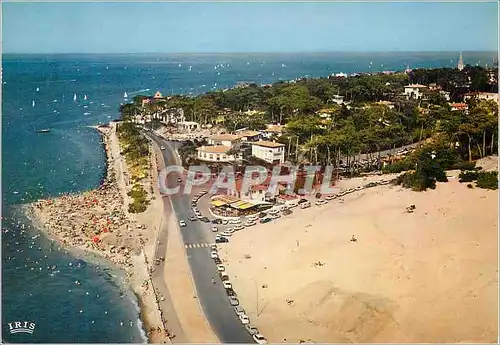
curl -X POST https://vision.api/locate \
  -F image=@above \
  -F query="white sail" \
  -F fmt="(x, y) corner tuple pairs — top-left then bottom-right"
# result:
(36, 87), (40, 92)
(32, 100), (35, 107)
(84, 95), (87, 101)
(124, 92), (128, 98)
(73, 94), (77, 101)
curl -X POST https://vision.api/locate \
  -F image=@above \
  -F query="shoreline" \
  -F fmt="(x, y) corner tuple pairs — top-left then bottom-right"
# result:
(28, 123), (171, 343)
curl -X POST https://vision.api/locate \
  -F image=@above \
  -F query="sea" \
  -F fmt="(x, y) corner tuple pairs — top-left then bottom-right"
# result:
(1, 51), (496, 343)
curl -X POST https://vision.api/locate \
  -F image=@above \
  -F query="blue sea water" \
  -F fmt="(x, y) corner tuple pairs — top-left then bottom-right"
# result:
(1, 51), (496, 343)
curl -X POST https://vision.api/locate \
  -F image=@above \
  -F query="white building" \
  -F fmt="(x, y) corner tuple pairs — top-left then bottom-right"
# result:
(236, 130), (261, 142)
(177, 121), (200, 132)
(404, 84), (428, 99)
(439, 90), (451, 101)
(251, 140), (285, 165)
(208, 134), (241, 147)
(464, 92), (499, 103)
(196, 146), (237, 163)
(330, 95), (345, 105)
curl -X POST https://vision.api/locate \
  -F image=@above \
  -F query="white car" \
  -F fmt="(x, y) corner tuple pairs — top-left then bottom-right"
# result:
(222, 231), (232, 237)
(217, 264), (225, 272)
(234, 225), (244, 231)
(211, 226), (218, 232)
(160, 146), (166, 150)
(210, 244), (217, 251)
(228, 219), (240, 225)
(223, 281), (232, 289)
(246, 215), (258, 221)
(239, 314), (250, 325)
(325, 195), (336, 201)
(210, 251), (218, 259)
(225, 227), (235, 234)
(270, 213), (280, 219)
(300, 202), (311, 209)
(315, 199), (326, 206)
(253, 334), (267, 344)
(355, 186), (364, 191)
(179, 220), (187, 227)
(197, 214), (203, 219)
(222, 219), (229, 225)
(268, 209), (279, 215)
(244, 221), (256, 227)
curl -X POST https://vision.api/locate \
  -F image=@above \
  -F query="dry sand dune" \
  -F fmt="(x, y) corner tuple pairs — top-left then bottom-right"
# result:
(219, 166), (498, 343)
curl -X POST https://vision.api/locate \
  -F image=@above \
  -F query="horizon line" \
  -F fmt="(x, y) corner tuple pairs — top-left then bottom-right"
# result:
(3, 50), (498, 55)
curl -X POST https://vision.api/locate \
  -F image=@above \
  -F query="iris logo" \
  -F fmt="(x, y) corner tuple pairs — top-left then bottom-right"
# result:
(8, 321), (36, 334)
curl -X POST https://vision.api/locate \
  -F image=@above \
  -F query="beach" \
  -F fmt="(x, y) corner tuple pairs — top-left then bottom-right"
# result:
(219, 162), (498, 343)
(29, 123), (171, 343)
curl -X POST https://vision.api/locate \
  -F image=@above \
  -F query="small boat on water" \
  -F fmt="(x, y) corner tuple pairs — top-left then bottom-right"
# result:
(124, 92), (128, 98)
(36, 129), (51, 133)
(73, 93), (77, 101)
(32, 100), (35, 107)
(84, 95), (88, 101)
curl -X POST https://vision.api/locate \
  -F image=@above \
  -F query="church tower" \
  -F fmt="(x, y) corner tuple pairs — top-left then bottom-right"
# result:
(457, 52), (465, 71)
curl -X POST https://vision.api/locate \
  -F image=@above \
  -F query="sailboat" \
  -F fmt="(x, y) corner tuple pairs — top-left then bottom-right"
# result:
(73, 94), (77, 101)
(124, 92), (128, 98)
(32, 100), (35, 107)
(84, 95), (88, 101)
(36, 87), (40, 92)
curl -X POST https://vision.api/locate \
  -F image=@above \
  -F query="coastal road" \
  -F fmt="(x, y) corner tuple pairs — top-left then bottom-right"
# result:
(145, 132), (255, 344)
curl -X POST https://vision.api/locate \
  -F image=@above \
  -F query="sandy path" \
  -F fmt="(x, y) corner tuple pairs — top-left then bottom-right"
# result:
(219, 172), (498, 343)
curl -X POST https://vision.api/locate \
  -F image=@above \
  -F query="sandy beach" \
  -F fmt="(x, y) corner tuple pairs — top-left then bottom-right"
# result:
(219, 161), (498, 343)
(29, 123), (171, 343)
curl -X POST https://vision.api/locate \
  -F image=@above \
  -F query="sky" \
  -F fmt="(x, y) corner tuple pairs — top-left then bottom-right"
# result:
(2, 1), (498, 53)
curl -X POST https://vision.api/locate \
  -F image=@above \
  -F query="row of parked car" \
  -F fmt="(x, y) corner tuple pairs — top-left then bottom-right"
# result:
(313, 179), (392, 206)
(210, 244), (268, 344)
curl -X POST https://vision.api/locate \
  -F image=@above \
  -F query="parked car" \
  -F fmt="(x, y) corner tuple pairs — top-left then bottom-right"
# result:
(239, 314), (250, 325)
(258, 212), (267, 218)
(188, 216), (197, 221)
(221, 231), (232, 237)
(214, 257), (222, 264)
(315, 199), (326, 206)
(200, 217), (210, 223)
(325, 195), (336, 201)
(244, 221), (256, 227)
(282, 209), (293, 216)
(215, 236), (229, 243)
(246, 215), (258, 221)
(287, 200), (299, 208)
(225, 227), (235, 234)
(221, 219), (229, 225)
(223, 281), (232, 289)
(160, 146), (166, 150)
(270, 213), (280, 219)
(210, 251), (218, 259)
(210, 244), (217, 251)
(355, 185), (364, 191)
(216, 264), (225, 272)
(234, 225), (245, 231)
(196, 214), (203, 219)
(245, 325), (259, 336)
(212, 219), (222, 225)
(298, 198), (309, 204)
(229, 219), (242, 225)
(260, 217), (272, 224)
(229, 296), (239, 306)
(211, 226), (218, 232)
(220, 272), (229, 281)
(253, 333), (267, 344)
(179, 220), (186, 227)
(234, 306), (245, 316)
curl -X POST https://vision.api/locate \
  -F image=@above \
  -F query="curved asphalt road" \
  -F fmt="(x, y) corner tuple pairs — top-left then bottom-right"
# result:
(145, 131), (255, 344)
